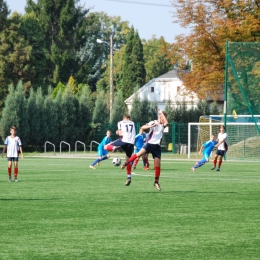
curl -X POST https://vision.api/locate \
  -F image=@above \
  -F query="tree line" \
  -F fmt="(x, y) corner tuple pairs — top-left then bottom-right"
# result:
(0, 81), (218, 150)
(0, 0), (175, 115)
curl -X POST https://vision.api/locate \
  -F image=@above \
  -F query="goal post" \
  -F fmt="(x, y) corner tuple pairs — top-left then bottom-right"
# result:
(188, 121), (260, 160)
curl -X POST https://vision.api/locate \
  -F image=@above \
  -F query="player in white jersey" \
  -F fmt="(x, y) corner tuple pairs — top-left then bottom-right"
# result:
(104, 114), (136, 186)
(121, 108), (168, 191)
(2, 126), (24, 182)
(211, 125), (228, 171)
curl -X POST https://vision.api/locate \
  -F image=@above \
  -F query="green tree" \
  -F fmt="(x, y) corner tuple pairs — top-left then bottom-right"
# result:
(60, 87), (78, 144)
(129, 91), (142, 123)
(110, 89), (127, 126)
(0, 81), (29, 145)
(148, 101), (158, 121)
(96, 44), (126, 93)
(78, 85), (94, 142)
(143, 37), (173, 82)
(25, 0), (89, 84)
(0, 13), (29, 111)
(82, 12), (130, 91)
(121, 27), (146, 99)
(138, 97), (151, 123)
(19, 13), (47, 87)
(0, 0), (9, 31)
(92, 90), (109, 125)
(27, 88), (38, 147)
(165, 99), (175, 122)
(52, 82), (66, 98)
(0, 12), (47, 113)
(210, 101), (219, 115)
(44, 86), (59, 145)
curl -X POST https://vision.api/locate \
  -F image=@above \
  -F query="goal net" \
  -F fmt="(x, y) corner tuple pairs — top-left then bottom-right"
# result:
(188, 117), (260, 161)
(225, 42), (260, 135)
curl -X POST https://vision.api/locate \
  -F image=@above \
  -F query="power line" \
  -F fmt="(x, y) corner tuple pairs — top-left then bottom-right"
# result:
(104, 0), (173, 8)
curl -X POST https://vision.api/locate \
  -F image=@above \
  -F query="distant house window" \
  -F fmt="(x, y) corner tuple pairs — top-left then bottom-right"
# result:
(151, 87), (154, 93)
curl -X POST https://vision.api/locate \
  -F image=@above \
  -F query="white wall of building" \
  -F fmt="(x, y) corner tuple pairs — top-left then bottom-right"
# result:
(125, 77), (199, 112)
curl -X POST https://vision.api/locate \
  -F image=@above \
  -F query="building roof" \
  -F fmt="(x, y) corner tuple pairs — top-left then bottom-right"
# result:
(158, 69), (189, 79)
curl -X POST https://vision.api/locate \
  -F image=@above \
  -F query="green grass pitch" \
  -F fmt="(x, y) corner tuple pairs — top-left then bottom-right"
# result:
(0, 156), (260, 260)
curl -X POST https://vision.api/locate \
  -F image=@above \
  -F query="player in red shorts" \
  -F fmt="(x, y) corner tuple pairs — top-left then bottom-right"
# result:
(121, 108), (168, 191)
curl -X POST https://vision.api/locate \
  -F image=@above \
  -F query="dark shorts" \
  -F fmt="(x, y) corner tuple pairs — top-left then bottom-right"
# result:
(7, 157), (19, 162)
(143, 143), (161, 159)
(111, 139), (134, 158)
(216, 150), (226, 157)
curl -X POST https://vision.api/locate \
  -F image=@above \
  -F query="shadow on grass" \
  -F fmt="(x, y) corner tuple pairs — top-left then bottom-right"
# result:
(142, 190), (238, 194)
(0, 198), (58, 201)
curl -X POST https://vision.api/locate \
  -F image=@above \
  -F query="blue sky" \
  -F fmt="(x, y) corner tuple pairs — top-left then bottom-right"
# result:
(6, 0), (189, 43)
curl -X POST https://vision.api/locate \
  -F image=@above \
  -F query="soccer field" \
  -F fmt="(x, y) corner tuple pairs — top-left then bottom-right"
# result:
(0, 156), (260, 260)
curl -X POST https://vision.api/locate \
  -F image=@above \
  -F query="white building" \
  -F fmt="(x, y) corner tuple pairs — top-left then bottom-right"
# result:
(125, 70), (200, 111)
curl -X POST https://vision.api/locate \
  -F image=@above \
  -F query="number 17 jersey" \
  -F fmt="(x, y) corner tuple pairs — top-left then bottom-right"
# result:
(118, 120), (136, 144)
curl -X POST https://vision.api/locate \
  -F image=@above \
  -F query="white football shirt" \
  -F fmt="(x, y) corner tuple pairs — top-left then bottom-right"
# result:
(117, 120), (136, 144)
(217, 132), (228, 151)
(146, 120), (165, 144)
(4, 136), (22, 157)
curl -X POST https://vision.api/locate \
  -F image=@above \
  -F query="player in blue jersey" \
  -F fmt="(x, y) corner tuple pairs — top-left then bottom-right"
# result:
(132, 128), (146, 170)
(191, 134), (217, 172)
(90, 130), (112, 169)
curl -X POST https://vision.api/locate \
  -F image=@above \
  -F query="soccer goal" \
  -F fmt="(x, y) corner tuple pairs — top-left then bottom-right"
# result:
(188, 120), (260, 161)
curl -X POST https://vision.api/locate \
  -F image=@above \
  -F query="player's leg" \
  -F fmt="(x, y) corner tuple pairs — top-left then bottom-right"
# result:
(90, 151), (102, 168)
(142, 154), (147, 167)
(217, 154), (224, 171)
(104, 139), (121, 152)
(14, 159), (19, 182)
(132, 148), (141, 169)
(153, 155), (161, 191)
(124, 144), (134, 186)
(100, 154), (110, 162)
(211, 153), (218, 170)
(7, 159), (12, 182)
(121, 148), (146, 169)
(197, 154), (209, 167)
(143, 153), (150, 170)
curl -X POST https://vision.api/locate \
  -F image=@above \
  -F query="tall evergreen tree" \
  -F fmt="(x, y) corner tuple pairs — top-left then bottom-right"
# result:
(110, 90), (127, 126)
(148, 101), (158, 121)
(25, 0), (89, 84)
(60, 87), (78, 145)
(92, 91), (109, 125)
(27, 89), (38, 147)
(44, 86), (59, 145)
(78, 85), (94, 142)
(0, 82), (29, 145)
(121, 27), (146, 99)
(0, 0), (9, 31)
(0, 12), (47, 114)
(210, 101), (219, 115)
(129, 91), (142, 123)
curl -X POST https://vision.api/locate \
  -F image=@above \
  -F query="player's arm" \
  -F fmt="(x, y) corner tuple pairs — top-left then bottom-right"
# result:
(2, 145), (7, 158)
(116, 129), (122, 136)
(19, 146), (24, 158)
(158, 108), (168, 127)
(141, 123), (156, 131)
(199, 145), (204, 154)
(215, 137), (226, 147)
(116, 121), (122, 136)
